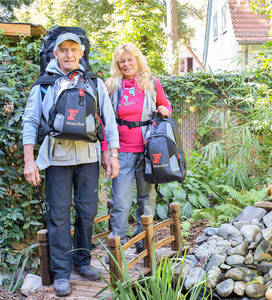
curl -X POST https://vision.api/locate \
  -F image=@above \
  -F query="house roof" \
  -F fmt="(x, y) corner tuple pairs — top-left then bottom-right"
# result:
(0, 23), (46, 39)
(228, 0), (272, 43)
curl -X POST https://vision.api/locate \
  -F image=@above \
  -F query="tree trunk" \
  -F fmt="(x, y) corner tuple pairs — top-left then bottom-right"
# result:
(166, 0), (179, 75)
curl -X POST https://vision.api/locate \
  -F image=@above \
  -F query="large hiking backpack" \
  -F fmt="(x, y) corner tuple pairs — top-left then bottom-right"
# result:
(39, 26), (90, 75)
(36, 69), (104, 144)
(144, 116), (186, 184)
(34, 26), (104, 144)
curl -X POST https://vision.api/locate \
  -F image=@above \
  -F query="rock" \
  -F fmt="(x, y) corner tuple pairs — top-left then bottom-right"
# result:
(234, 281), (246, 296)
(207, 266), (221, 289)
(262, 227), (272, 243)
(204, 227), (218, 236)
(255, 231), (263, 244)
(233, 206), (267, 223)
(220, 263), (231, 270)
(255, 201), (272, 211)
(206, 254), (226, 272)
(263, 211), (272, 228)
(195, 234), (208, 244)
(185, 255), (198, 266)
(228, 241), (249, 256)
(184, 267), (205, 290)
(254, 240), (270, 262)
(20, 274), (42, 296)
(216, 278), (234, 298)
(265, 287), (272, 300)
(257, 262), (272, 275)
(266, 280), (272, 289)
(0, 272), (11, 285)
(194, 235), (231, 261)
(264, 269), (272, 283)
(217, 223), (243, 245)
(245, 251), (254, 265)
(233, 221), (249, 230)
(175, 259), (194, 280)
(240, 225), (261, 242)
(226, 254), (245, 265)
(245, 283), (266, 298)
(248, 241), (258, 249)
(224, 266), (258, 282)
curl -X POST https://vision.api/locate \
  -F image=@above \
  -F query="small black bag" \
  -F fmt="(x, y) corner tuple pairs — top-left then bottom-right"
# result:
(144, 116), (186, 184)
(47, 69), (104, 142)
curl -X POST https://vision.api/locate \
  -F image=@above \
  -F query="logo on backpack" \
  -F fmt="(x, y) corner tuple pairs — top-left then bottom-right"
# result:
(144, 116), (186, 184)
(152, 153), (162, 164)
(67, 109), (79, 121)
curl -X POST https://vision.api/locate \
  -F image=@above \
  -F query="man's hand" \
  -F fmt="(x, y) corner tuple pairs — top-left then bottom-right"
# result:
(24, 144), (40, 186)
(101, 151), (110, 171)
(107, 149), (119, 179)
(108, 156), (120, 179)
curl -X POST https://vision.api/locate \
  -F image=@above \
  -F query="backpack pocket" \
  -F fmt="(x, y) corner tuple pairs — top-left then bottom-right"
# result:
(53, 113), (64, 132)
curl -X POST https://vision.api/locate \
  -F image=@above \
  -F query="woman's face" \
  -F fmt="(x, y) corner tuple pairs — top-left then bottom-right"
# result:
(118, 51), (138, 80)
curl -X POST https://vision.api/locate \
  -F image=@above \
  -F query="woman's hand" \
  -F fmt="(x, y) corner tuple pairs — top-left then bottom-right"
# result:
(156, 105), (170, 118)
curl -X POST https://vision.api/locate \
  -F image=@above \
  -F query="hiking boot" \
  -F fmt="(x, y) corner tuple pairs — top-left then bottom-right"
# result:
(105, 253), (109, 264)
(75, 265), (101, 281)
(53, 279), (71, 296)
(136, 246), (144, 254)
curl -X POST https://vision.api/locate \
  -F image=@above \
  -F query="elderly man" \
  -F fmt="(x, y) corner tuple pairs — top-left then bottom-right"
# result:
(23, 32), (119, 296)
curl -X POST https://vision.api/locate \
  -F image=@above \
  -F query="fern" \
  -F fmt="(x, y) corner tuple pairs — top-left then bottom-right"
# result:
(219, 185), (268, 206)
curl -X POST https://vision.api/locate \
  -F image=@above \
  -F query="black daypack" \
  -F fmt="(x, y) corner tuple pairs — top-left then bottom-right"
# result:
(39, 26), (90, 75)
(144, 116), (186, 184)
(35, 69), (104, 144)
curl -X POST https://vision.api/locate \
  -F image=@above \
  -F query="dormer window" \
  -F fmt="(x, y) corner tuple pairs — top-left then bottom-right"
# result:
(213, 12), (218, 40)
(222, 3), (227, 34)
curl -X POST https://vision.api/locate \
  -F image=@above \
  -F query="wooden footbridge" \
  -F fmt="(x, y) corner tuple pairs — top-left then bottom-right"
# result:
(26, 202), (182, 299)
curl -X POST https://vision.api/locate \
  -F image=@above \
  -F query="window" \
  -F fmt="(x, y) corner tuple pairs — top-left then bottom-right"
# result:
(213, 12), (218, 40)
(179, 58), (185, 73)
(179, 57), (193, 73)
(222, 3), (227, 34)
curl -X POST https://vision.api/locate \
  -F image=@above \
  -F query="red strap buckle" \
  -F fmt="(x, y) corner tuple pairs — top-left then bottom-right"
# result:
(79, 89), (84, 97)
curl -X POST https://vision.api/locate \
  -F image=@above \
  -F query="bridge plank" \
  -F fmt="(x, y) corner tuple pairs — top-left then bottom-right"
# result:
(26, 247), (177, 300)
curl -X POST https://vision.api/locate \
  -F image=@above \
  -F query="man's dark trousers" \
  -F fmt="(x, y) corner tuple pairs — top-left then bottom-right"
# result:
(45, 162), (99, 280)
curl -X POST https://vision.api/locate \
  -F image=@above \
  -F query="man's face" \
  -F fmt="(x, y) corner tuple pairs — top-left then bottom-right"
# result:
(53, 40), (83, 74)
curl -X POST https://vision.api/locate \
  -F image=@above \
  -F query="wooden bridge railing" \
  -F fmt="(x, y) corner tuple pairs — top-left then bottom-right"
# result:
(37, 202), (182, 287)
(107, 202), (181, 285)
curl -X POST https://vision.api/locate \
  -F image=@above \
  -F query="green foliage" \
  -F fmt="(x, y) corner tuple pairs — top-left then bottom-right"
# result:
(156, 152), (225, 218)
(0, 34), (42, 273)
(250, 0), (272, 19)
(192, 186), (268, 227)
(15, 0), (204, 75)
(0, 0), (33, 21)
(96, 243), (210, 299)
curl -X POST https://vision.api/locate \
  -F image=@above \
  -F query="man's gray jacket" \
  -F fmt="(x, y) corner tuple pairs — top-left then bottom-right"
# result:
(22, 59), (119, 170)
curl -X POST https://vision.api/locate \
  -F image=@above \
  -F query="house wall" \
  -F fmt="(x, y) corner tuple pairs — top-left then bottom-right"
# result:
(178, 45), (202, 74)
(205, 0), (241, 71)
(240, 43), (264, 69)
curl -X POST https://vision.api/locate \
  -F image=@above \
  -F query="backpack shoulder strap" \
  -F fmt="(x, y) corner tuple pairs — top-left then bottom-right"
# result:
(33, 72), (61, 87)
(32, 72), (61, 101)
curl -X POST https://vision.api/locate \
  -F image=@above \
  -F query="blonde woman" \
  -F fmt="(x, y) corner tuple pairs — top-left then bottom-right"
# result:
(105, 43), (172, 255)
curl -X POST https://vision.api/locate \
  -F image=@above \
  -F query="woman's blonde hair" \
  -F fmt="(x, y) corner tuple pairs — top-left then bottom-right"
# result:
(106, 42), (152, 94)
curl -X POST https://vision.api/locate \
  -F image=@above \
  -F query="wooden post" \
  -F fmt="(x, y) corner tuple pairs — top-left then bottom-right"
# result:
(107, 235), (122, 285)
(170, 202), (181, 252)
(107, 200), (111, 230)
(141, 215), (154, 268)
(37, 229), (52, 286)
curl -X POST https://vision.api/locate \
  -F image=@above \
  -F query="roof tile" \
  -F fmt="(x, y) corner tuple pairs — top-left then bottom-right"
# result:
(228, 0), (272, 42)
